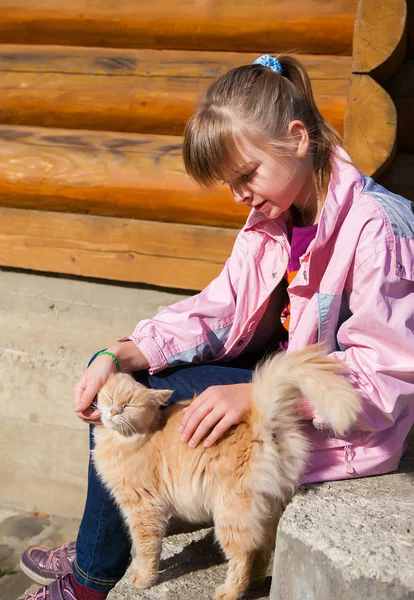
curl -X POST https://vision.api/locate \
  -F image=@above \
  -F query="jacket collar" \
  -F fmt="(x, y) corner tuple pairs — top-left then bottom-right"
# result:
(311, 147), (363, 251)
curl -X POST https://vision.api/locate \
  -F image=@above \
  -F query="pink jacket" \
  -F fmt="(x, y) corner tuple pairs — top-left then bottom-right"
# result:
(131, 149), (414, 483)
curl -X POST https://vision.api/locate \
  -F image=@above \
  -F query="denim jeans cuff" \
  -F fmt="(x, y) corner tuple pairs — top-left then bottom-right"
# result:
(73, 558), (120, 592)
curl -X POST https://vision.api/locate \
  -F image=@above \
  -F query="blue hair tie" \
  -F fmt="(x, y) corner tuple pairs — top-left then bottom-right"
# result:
(253, 54), (283, 75)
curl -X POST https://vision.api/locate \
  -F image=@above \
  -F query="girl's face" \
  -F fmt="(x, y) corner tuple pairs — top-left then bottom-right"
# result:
(227, 140), (314, 220)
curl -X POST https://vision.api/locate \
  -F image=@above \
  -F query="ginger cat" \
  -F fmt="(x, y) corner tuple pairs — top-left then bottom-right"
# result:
(92, 346), (361, 600)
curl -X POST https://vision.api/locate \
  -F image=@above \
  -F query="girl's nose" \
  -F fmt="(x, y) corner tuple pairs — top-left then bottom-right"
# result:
(230, 184), (252, 205)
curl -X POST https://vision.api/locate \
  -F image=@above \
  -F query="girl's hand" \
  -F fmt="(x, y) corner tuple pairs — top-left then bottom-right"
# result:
(178, 383), (252, 448)
(73, 341), (150, 424)
(73, 354), (118, 424)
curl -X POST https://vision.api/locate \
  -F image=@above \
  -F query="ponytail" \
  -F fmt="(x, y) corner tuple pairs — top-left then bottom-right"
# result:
(277, 55), (342, 194)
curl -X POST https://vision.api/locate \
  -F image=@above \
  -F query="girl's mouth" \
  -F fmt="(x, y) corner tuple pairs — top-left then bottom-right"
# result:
(254, 200), (267, 211)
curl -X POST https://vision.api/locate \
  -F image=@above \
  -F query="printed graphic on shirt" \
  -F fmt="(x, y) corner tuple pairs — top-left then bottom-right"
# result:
(281, 225), (318, 333)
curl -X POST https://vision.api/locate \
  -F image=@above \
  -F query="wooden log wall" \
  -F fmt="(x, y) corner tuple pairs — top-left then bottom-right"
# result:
(343, 0), (406, 177)
(0, 0), (409, 291)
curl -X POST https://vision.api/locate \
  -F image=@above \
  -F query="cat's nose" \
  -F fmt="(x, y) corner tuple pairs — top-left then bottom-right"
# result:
(110, 408), (118, 417)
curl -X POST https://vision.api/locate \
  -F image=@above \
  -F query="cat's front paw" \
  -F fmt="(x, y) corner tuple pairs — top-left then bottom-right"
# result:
(129, 568), (157, 589)
(215, 584), (239, 600)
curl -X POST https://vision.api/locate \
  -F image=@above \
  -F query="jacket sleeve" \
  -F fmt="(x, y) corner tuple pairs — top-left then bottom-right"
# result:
(320, 243), (414, 433)
(128, 228), (249, 373)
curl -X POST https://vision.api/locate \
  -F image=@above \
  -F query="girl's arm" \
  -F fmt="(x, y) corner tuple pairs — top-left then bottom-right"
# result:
(73, 227), (249, 423)
(127, 228), (249, 374)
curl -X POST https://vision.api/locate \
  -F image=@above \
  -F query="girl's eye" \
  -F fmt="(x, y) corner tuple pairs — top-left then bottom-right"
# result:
(240, 169), (256, 181)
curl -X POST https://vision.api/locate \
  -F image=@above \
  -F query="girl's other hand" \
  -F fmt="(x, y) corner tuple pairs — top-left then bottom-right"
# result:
(178, 383), (252, 448)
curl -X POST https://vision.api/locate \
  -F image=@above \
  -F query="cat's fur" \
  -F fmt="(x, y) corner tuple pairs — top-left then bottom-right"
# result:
(92, 345), (361, 600)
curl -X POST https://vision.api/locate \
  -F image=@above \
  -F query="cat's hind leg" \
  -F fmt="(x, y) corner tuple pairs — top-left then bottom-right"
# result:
(213, 502), (264, 600)
(250, 505), (282, 587)
(249, 538), (275, 588)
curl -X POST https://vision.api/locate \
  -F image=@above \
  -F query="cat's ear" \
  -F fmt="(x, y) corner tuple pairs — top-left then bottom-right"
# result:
(146, 389), (173, 407)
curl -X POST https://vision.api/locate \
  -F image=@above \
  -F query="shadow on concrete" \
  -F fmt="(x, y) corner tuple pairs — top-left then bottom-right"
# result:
(397, 426), (414, 477)
(244, 576), (272, 599)
(157, 528), (271, 598)
(157, 529), (223, 584)
(166, 517), (212, 536)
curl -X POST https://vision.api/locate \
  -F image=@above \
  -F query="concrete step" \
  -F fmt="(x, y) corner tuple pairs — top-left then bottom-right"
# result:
(271, 428), (414, 600)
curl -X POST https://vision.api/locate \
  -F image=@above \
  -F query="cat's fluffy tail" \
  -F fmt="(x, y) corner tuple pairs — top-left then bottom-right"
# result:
(249, 345), (361, 503)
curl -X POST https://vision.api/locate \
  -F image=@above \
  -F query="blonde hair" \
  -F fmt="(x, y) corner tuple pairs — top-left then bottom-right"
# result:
(183, 54), (343, 197)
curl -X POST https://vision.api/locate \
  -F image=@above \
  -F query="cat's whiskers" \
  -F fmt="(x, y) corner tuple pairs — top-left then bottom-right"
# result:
(122, 415), (137, 435)
(119, 420), (130, 437)
(119, 414), (138, 437)
(116, 416), (128, 436)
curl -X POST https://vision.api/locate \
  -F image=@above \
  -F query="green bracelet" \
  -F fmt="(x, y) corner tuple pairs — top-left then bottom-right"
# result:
(96, 351), (121, 372)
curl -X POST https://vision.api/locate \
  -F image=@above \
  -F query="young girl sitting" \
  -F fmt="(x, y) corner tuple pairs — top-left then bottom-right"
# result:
(20, 54), (414, 600)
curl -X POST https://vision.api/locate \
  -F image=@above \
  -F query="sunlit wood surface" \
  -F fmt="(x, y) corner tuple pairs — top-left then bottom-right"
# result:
(352, 0), (406, 81)
(0, 1), (358, 54)
(0, 125), (249, 228)
(344, 75), (397, 178)
(0, 207), (237, 290)
(0, 46), (350, 135)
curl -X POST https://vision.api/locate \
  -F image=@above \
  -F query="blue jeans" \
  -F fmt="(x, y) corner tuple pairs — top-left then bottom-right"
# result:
(73, 356), (257, 592)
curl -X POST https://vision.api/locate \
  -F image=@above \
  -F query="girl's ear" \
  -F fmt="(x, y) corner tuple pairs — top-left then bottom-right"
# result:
(146, 389), (173, 407)
(287, 120), (309, 159)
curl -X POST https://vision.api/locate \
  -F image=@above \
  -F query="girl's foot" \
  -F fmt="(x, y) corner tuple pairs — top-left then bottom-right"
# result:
(19, 573), (108, 600)
(20, 542), (76, 585)
(19, 573), (78, 599)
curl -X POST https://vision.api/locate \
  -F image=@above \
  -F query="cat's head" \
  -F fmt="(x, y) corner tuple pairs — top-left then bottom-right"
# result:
(97, 373), (173, 436)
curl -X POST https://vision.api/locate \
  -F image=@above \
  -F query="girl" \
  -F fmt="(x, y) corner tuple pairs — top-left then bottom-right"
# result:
(20, 54), (414, 600)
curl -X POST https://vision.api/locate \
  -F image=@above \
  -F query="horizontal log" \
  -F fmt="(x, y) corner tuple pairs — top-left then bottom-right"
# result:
(384, 61), (414, 152)
(378, 153), (414, 201)
(0, 46), (351, 136)
(0, 110), (395, 225)
(0, 207), (237, 290)
(0, 1), (357, 54)
(343, 74), (397, 177)
(352, 0), (407, 81)
(0, 125), (249, 228)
